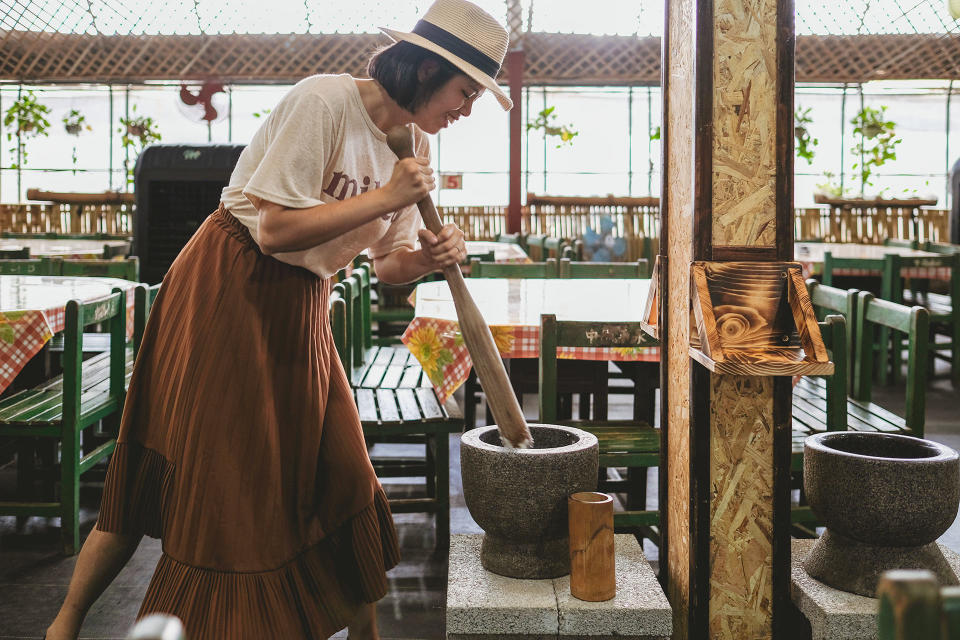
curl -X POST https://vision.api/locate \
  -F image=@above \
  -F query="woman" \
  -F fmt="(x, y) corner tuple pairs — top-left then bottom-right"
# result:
(45, 1), (512, 638)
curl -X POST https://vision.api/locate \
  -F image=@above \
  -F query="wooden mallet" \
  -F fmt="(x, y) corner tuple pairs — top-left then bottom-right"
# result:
(386, 125), (532, 449)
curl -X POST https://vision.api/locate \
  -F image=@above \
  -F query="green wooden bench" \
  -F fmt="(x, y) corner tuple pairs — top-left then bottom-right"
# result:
(61, 257), (140, 281)
(538, 313), (660, 539)
(0, 247), (30, 259)
(132, 283), (162, 359)
(469, 257), (558, 278)
(0, 257), (60, 275)
(876, 569), (960, 639)
(0, 289), (130, 554)
(332, 264), (462, 548)
(852, 291), (930, 437)
(894, 252), (959, 387)
(558, 257), (650, 278)
(524, 234), (548, 261)
(792, 292), (929, 480)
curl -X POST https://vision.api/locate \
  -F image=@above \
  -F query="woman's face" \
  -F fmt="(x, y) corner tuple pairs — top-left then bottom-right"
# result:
(413, 73), (484, 135)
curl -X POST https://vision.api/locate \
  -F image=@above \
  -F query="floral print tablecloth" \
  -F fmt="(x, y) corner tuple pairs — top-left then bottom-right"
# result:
(402, 278), (658, 402)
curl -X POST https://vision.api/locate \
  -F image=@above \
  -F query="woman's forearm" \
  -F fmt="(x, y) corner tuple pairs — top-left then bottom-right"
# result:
(373, 247), (437, 284)
(256, 188), (398, 255)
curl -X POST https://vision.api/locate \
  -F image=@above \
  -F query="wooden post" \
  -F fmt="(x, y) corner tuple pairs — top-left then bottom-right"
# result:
(660, 0), (795, 637)
(507, 48), (524, 234)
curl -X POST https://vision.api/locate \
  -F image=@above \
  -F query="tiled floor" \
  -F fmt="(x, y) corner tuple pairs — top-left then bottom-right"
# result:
(1, 365), (958, 639)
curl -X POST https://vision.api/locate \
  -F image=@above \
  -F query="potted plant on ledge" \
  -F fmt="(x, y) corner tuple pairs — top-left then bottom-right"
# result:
(813, 105), (936, 208)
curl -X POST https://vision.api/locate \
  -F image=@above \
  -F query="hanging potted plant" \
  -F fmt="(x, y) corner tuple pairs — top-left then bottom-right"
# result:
(3, 89), (52, 169)
(526, 106), (579, 148)
(63, 108), (91, 174)
(63, 108), (89, 136)
(118, 105), (161, 185)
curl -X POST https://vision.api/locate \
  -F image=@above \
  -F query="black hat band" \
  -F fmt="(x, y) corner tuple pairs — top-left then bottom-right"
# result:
(411, 20), (501, 78)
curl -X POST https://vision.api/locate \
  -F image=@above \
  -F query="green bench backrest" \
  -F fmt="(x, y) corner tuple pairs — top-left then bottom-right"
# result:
(469, 257), (558, 278)
(538, 313), (655, 423)
(63, 288), (127, 427)
(854, 292), (930, 435)
(818, 314), (848, 431)
(133, 283), (162, 359)
(806, 279), (858, 393)
(61, 257), (139, 281)
(558, 258), (649, 278)
(0, 257), (60, 275)
(330, 283), (349, 372)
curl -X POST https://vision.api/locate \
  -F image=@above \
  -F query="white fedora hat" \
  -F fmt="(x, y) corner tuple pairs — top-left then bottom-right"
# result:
(380, 0), (513, 111)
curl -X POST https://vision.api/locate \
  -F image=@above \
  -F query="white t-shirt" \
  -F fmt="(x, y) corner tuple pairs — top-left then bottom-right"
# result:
(221, 74), (428, 279)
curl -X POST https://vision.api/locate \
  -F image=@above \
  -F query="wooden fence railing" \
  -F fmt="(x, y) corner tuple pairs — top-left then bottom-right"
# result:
(795, 205), (950, 244)
(0, 197), (951, 254)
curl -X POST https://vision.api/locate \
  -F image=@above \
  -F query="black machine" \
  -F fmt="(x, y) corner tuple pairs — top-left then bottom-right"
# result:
(134, 143), (246, 284)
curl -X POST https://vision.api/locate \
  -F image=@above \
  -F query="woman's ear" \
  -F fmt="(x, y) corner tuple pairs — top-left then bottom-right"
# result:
(417, 59), (439, 82)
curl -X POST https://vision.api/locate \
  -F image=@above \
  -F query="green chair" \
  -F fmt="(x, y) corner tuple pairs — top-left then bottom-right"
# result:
(496, 232), (524, 245)
(789, 314), (847, 533)
(853, 291), (930, 438)
(0, 288), (128, 554)
(543, 236), (569, 260)
(133, 283), (162, 360)
(329, 282), (350, 373)
(524, 234), (548, 261)
(538, 313), (660, 540)
(805, 279), (858, 392)
(0, 257), (60, 275)
(469, 257), (558, 278)
(102, 243), (129, 259)
(558, 258), (650, 279)
(882, 252), (958, 387)
(335, 264), (461, 549)
(883, 238), (918, 249)
(923, 241), (960, 256)
(0, 247), (30, 259)
(881, 252), (960, 388)
(61, 257), (139, 281)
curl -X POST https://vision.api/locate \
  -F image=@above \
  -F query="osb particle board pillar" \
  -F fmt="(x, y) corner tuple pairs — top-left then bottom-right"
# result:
(660, 0), (795, 637)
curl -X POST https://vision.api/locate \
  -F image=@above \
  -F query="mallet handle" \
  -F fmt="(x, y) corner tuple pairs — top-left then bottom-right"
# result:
(387, 126), (531, 448)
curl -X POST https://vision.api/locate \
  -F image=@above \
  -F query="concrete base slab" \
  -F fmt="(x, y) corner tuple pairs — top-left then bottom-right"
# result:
(447, 534), (671, 640)
(792, 538), (960, 640)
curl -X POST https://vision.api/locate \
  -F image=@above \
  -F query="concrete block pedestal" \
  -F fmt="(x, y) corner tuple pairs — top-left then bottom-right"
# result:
(791, 538), (960, 640)
(446, 534), (671, 640)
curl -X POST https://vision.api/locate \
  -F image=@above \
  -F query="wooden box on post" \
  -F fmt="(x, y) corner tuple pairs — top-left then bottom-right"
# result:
(688, 261), (833, 377)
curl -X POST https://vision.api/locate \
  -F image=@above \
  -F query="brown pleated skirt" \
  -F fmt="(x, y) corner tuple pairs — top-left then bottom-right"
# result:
(96, 205), (399, 639)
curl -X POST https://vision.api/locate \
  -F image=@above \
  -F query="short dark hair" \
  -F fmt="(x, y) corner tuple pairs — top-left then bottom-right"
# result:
(367, 41), (463, 113)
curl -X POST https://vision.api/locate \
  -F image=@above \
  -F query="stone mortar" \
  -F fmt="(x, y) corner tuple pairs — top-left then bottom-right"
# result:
(460, 424), (599, 579)
(803, 431), (960, 596)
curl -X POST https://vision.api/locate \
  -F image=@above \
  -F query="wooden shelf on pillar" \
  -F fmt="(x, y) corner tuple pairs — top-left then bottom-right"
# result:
(688, 261), (834, 377)
(639, 255), (660, 340)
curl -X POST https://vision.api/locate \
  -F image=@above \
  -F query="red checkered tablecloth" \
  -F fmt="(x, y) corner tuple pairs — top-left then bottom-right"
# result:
(0, 276), (137, 393)
(402, 278), (657, 402)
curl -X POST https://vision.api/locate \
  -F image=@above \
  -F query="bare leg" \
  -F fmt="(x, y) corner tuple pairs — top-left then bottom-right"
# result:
(347, 602), (380, 640)
(46, 527), (142, 640)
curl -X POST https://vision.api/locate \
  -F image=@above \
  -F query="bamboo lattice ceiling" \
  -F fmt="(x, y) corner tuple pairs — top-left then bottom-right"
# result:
(1, 0), (958, 84)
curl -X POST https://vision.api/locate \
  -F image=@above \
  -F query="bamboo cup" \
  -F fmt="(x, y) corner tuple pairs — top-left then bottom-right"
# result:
(568, 491), (616, 601)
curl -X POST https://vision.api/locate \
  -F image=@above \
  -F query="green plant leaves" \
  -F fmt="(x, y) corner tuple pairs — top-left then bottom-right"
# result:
(526, 106), (579, 148)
